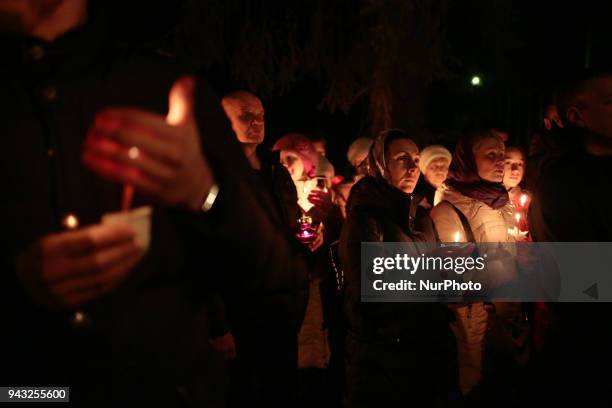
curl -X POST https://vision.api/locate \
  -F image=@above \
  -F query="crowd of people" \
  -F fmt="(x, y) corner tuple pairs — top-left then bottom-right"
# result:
(2, 1), (612, 407)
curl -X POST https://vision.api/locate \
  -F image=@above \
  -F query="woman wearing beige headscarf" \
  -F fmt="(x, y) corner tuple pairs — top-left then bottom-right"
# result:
(340, 129), (457, 407)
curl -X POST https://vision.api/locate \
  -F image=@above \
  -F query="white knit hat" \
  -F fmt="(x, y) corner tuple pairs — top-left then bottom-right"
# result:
(346, 137), (373, 166)
(418, 145), (452, 175)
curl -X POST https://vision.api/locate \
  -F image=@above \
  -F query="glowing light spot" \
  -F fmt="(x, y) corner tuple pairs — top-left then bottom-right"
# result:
(520, 194), (527, 207)
(63, 214), (79, 230)
(73, 311), (85, 323)
(128, 146), (140, 159)
(453, 231), (461, 242)
(471, 76), (481, 86)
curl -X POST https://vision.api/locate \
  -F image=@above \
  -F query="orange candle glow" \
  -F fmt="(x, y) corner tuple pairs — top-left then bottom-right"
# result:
(62, 214), (79, 230)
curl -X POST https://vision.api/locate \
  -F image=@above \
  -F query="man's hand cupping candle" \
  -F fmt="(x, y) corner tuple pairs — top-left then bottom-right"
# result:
(83, 76), (216, 212)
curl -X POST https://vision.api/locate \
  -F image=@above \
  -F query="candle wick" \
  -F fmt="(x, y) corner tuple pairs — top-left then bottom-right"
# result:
(122, 184), (134, 212)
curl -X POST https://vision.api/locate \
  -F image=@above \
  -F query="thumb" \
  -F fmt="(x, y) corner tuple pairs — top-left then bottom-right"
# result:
(167, 75), (196, 125)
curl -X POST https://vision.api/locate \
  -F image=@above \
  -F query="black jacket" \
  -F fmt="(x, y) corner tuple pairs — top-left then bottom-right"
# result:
(528, 128), (612, 403)
(339, 176), (457, 406)
(210, 147), (310, 339)
(339, 176), (451, 343)
(415, 176), (437, 209)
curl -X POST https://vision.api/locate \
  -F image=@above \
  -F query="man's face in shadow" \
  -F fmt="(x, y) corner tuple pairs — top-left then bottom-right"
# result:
(223, 94), (265, 146)
(567, 75), (612, 141)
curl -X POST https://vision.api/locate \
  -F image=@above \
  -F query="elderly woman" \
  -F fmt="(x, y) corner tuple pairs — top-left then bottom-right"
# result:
(416, 144), (452, 207)
(273, 133), (321, 212)
(273, 133), (346, 406)
(340, 129), (457, 407)
(430, 129), (527, 400)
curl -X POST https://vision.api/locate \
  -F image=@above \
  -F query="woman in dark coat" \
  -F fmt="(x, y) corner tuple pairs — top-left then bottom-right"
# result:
(339, 129), (458, 408)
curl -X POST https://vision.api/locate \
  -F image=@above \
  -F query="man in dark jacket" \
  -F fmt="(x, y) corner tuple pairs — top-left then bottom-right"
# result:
(529, 68), (612, 405)
(220, 90), (310, 406)
(1, 2), (312, 406)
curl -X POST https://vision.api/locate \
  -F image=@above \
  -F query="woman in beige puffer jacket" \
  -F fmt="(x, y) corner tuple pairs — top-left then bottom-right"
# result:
(431, 129), (524, 397)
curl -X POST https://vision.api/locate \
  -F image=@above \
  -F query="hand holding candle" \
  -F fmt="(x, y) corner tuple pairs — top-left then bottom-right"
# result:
(83, 76), (216, 212)
(15, 224), (143, 309)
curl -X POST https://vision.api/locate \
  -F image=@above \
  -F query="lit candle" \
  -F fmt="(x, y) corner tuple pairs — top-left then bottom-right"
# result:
(62, 213), (79, 230)
(73, 311), (85, 324)
(453, 231), (461, 243)
(515, 213), (521, 223)
(296, 215), (316, 244)
(298, 230), (314, 239)
(520, 194), (527, 208)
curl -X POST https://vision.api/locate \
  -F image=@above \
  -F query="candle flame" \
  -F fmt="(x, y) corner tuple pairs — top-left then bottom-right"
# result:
(63, 214), (79, 230)
(515, 213), (521, 222)
(520, 194), (527, 207)
(453, 231), (461, 243)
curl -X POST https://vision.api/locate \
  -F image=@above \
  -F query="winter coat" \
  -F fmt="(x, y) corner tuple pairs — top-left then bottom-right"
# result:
(529, 137), (612, 404)
(431, 184), (521, 395)
(415, 176), (437, 209)
(339, 176), (458, 406)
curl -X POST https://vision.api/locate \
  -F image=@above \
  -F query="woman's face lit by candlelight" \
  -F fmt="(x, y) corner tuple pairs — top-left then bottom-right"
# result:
(425, 157), (450, 188)
(280, 150), (305, 181)
(473, 136), (505, 183)
(503, 147), (525, 189)
(385, 138), (420, 194)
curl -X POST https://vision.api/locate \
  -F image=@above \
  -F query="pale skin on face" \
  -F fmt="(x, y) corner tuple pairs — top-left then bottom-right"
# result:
(222, 93), (265, 144)
(503, 148), (525, 189)
(473, 136), (505, 183)
(424, 157), (450, 188)
(280, 150), (305, 181)
(221, 92), (265, 169)
(385, 138), (420, 194)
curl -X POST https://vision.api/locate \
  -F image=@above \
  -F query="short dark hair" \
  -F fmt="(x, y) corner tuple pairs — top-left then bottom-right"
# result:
(555, 68), (612, 125)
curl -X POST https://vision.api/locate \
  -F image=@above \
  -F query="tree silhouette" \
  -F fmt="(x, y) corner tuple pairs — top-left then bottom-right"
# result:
(171, 0), (450, 137)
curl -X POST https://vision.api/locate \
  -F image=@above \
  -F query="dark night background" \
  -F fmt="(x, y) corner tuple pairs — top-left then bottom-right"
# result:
(102, 0), (612, 176)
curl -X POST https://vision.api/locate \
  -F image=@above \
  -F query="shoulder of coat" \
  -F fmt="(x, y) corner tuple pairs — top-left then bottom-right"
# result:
(438, 185), (479, 217)
(430, 199), (457, 220)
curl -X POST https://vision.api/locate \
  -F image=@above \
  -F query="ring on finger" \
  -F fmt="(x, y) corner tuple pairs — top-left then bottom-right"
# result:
(128, 146), (140, 159)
